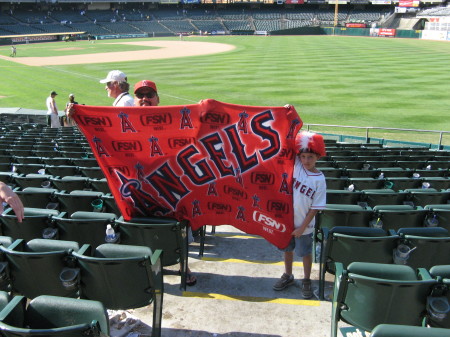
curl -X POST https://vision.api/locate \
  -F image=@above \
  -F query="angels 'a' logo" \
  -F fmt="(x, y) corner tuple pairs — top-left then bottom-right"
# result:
(118, 112), (136, 133)
(148, 136), (163, 157)
(252, 194), (260, 208)
(236, 206), (246, 221)
(180, 107), (193, 129)
(237, 111), (249, 134)
(279, 172), (290, 194)
(93, 136), (110, 157)
(192, 200), (202, 217)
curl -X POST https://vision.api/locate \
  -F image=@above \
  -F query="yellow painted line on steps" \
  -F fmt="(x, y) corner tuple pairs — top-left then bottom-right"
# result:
(182, 291), (320, 306)
(212, 233), (262, 239)
(201, 256), (304, 267)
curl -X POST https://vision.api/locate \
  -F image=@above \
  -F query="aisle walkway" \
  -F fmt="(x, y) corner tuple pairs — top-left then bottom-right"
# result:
(131, 225), (334, 337)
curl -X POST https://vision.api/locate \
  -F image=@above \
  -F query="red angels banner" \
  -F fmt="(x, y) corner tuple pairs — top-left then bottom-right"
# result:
(73, 99), (302, 249)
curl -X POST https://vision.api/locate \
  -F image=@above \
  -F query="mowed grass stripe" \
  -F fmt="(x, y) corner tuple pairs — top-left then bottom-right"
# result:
(0, 36), (449, 141)
(182, 291), (320, 306)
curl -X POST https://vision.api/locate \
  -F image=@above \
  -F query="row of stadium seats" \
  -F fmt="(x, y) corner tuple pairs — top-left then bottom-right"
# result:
(332, 261), (450, 336)
(316, 226), (450, 299)
(0, 209), (189, 286)
(0, 237), (162, 336)
(317, 204), (450, 231)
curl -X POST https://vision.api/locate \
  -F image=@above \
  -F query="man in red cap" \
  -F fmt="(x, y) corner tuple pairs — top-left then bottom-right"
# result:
(133, 80), (159, 107)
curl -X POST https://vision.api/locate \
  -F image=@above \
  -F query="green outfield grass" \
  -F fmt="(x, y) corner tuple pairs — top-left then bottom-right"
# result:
(0, 35), (449, 143)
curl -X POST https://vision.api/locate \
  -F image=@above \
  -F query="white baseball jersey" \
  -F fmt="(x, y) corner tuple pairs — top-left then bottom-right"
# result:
(292, 157), (326, 235)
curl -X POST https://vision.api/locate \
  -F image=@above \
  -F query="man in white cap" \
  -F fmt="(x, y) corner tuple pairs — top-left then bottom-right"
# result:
(99, 70), (134, 107)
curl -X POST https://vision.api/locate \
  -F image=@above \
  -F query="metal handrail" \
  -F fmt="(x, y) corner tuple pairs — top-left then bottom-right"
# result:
(304, 124), (450, 149)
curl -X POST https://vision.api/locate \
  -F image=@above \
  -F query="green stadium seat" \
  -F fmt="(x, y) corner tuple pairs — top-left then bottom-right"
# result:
(348, 178), (384, 190)
(50, 176), (90, 192)
(361, 189), (408, 207)
(0, 238), (81, 298)
(12, 173), (53, 189)
(384, 177), (422, 191)
(396, 227), (450, 269)
(326, 189), (362, 205)
(0, 207), (63, 241)
(55, 190), (104, 215)
(45, 165), (79, 177)
(325, 177), (349, 190)
(317, 227), (398, 300)
(88, 178), (111, 194)
(52, 211), (117, 247)
(14, 187), (59, 209)
(0, 295), (110, 337)
(371, 324), (450, 337)
(72, 243), (162, 337)
(404, 188), (450, 207)
(114, 216), (189, 289)
(78, 167), (105, 179)
(11, 163), (45, 175)
(371, 205), (427, 231)
(316, 204), (373, 230)
(331, 262), (437, 337)
(41, 157), (72, 166)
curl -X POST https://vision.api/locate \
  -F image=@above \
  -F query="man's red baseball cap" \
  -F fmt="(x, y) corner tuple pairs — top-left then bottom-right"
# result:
(134, 80), (157, 94)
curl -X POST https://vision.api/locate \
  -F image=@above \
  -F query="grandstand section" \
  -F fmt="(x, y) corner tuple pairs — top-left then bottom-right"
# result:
(0, 3), (446, 40)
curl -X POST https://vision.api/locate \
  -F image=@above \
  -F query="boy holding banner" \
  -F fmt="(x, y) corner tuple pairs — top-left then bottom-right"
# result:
(273, 131), (326, 299)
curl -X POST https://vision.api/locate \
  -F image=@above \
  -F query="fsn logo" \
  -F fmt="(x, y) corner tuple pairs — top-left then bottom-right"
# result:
(253, 211), (286, 233)
(78, 115), (112, 127)
(140, 113), (172, 126)
(112, 140), (142, 152)
(200, 112), (230, 124)
(168, 137), (195, 149)
(251, 172), (275, 185)
(267, 200), (289, 214)
(207, 202), (232, 212)
(223, 185), (248, 199)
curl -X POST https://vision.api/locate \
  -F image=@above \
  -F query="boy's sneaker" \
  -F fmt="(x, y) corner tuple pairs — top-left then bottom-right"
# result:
(273, 273), (294, 291)
(301, 279), (313, 299)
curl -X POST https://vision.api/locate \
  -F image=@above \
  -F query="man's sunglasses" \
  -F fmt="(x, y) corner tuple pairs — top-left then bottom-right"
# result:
(136, 91), (156, 99)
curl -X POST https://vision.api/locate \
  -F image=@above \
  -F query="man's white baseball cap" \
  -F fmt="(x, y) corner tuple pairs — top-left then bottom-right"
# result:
(99, 70), (127, 83)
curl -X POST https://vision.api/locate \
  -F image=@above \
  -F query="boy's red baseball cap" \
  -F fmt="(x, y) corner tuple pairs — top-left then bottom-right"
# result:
(295, 131), (326, 158)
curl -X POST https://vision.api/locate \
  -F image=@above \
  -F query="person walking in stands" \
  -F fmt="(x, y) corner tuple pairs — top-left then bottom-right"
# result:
(64, 93), (78, 126)
(273, 131), (327, 299)
(0, 181), (24, 222)
(99, 70), (134, 107)
(46, 91), (60, 128)
(133, 80), (159, 107)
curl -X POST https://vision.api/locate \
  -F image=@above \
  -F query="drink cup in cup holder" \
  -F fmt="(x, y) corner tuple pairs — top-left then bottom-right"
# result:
(46, 202), (59, 210)
(427, 296), (450, 322)
(59, 267), (80, 291)
(41, 180), (51, 188)
(42, 227), (58, 239)
(91, 199), (103, 212)
(393, 244), (413, 265)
